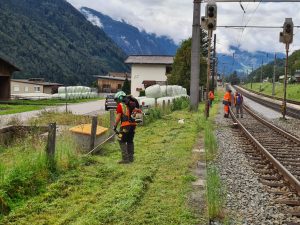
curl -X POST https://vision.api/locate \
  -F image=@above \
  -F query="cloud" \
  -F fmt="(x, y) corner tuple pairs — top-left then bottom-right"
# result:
(67, 0), (300, 54)
(81, 8), (103, 28)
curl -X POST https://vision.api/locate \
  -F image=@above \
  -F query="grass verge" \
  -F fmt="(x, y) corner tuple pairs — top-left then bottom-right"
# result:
(0, 105), (42, 116)
(203, 90), (226, 222)
(243, 82), (300, 101)
(1, 106), (203, 224)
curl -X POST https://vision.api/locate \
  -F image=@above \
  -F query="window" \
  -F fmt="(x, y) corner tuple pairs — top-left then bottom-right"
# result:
(24, 86), (29, 92)
(34, 86), (41, 92)
(13, 86), (20, 92)
(117, 84), (122, 89)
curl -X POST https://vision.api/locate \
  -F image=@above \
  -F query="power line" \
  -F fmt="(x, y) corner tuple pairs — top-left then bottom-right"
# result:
(217, 25), (300, 28)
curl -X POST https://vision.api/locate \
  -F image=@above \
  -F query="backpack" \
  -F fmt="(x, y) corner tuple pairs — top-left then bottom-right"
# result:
(123, 96), (142, 123)
(236, 94), (243, 105)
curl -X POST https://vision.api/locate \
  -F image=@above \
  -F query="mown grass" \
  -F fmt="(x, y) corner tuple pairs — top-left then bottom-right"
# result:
(0, 105), (42, 115)
(2, 97), (103, 106)
(0, 98), (103, 116)
(244, 82), (300, 101)
(0, 106), (204, 224)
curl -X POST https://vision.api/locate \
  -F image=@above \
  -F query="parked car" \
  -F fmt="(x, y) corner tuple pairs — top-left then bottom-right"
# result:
(105, 95), (117, 111)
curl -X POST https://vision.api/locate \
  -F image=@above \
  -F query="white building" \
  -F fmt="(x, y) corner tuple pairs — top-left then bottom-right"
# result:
(125, 55), (174, 97)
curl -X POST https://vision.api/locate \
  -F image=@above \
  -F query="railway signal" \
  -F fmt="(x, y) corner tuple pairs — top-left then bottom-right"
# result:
(280, 18), (293, 119)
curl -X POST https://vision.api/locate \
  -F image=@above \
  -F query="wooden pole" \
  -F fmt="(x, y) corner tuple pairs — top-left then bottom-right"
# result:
(162, 100), (166, 111)
(46, 123), (56, 171)
(46, 123), (56, 157)
(90, 116), (98, 151)
(109, 110), (116, 140)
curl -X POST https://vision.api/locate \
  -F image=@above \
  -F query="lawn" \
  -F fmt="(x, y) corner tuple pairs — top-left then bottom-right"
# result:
(0, 106), (207, 224)
(243, 82), (300, 101)
(0, 104), (42, 115)
(0, 97), (103, 116)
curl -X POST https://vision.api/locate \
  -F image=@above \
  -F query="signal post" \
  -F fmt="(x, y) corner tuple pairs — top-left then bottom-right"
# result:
(201, 0), (217, 119)
(279, 18), (293, 119)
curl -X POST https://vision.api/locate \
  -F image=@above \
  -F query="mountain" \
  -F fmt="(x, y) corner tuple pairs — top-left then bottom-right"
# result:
(80, 7), (178, 56)
(217, 46), (285, 77)
(248, 49), (300, 82)
(0, 0), (128, 85)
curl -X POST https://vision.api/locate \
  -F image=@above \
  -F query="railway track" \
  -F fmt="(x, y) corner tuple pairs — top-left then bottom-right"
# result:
(234, 85), (300, 119)
(230, 105), (300, 220)
(238, 85), (300, 106)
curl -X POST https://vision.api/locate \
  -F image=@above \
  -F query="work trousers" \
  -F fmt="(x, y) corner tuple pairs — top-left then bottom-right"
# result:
(235, 104), (243, 118)
(120, 126), (135, 144)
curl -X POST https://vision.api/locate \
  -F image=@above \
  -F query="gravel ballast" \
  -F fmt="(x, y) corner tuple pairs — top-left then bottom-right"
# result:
(214, 104), (300, 224)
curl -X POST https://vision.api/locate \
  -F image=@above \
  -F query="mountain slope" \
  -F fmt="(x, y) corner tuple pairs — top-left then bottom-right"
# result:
(0, 0), (128, 85)
(217, 47), (285, 76)
(80, 7), (178, 56)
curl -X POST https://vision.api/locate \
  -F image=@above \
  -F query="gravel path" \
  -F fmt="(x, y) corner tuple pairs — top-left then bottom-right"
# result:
(214, 103), (300, 224)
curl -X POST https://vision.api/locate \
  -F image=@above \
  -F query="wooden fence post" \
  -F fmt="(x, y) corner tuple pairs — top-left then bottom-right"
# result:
(46, 123), (56, 171)
(155, 98), (158, 108)
(109, 110), (116, 141)
(90, 116), (98, 151)
(162, 100), (166, 111)
(168, 99), (171, 106)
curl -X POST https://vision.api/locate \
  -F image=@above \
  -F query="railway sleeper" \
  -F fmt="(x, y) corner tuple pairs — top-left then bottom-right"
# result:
(275, 199), (300, 207)
(259, 179), (285, 187)
(259, 175), (281, 181)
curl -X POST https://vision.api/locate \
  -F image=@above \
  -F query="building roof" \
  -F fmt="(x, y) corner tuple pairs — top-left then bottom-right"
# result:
(0, 57), (20, 71)
(107, 72), (131, 78)
(125, 55), (174, 65)
(95, 76), (130, 81)
(11, 79), (63, 86)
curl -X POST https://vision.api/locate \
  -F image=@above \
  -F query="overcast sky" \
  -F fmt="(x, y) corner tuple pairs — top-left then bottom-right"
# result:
(67, 0), (300, 55)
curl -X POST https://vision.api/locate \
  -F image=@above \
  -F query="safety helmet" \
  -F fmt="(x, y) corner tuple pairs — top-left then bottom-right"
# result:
(114, 91), (126, 102)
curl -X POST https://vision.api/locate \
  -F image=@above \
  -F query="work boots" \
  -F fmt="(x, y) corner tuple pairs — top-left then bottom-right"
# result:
(118, 142), (129, 164)
(127, 143), (134, 162)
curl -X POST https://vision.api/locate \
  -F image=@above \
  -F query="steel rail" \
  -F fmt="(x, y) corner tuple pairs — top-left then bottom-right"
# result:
(243, 104), (300, 143)
(238, 85), (300, 106)
(234, 86), (300, 119)
(229, 107), (300, 195)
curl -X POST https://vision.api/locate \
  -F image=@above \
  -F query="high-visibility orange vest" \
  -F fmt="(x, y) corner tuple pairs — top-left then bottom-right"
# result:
(209, 91), (214, 100)
(120, 103), (137, 127)
(223, 91), (231, 102)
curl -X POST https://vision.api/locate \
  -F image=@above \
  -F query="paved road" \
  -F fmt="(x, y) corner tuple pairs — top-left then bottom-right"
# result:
(0, 100), (106, 127)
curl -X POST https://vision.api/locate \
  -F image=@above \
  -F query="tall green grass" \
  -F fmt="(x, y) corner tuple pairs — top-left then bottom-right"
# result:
(203, 90), (226, 221)
(0, 131), (80, 215)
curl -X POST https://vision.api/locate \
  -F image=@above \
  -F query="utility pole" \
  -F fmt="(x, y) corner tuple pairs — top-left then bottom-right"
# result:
(190, 0), (201, 111)
(272, 53), (276, 96)
(260, 58), (263, 92)
(251, 65), (253, 89)
(212, 34), (217, 93)
(205, 30), (213, 118)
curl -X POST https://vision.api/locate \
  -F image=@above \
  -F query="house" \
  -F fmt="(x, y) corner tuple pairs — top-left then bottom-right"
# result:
(11, 78), (63, 95)
(125, 55), (174, 97)
(0, 57), (20, 100)
(278, 75), (291, 83)
(294, 70), (300, 83)
(95, 72), (131, 93)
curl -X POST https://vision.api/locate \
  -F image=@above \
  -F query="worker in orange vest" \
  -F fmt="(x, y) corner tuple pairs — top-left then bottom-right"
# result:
(223, 89), (232, 118)
(208, 90), (215, 107)
(113, 91), (138, 164)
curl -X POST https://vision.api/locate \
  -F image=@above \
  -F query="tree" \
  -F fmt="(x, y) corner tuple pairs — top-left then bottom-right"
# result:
(168, 30), (209, 94)
(122, 78), (131, 94)
(226, 71), (240, 85)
